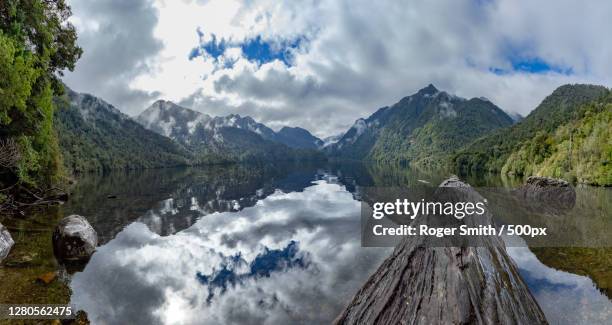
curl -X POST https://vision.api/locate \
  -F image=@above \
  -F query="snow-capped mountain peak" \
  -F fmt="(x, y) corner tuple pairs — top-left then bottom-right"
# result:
(136, 100), (211, 138)
(135, 100), (323, 150)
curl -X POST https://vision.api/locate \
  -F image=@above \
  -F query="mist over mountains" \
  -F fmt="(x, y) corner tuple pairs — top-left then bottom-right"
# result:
(55, 87), (326, 172)
(53, 83), (611, 185)
(136, 100), (324, 150)
(54, 88), (192, 173)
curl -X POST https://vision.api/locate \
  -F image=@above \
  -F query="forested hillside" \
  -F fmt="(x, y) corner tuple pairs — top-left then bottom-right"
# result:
(369, 94), (514, 166)
(453, 84), (611, 185)
(501, 93), (611, 185)
(54, 88), (193, 173)
(328, 84), (514, 166)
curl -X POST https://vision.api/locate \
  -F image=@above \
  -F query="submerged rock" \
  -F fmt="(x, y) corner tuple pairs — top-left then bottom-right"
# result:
(52, 215), (98, 262)
(335, 177), (548, 325)
(0, 222), (14, 263)
(36, 271), (57, 284)
(516, 176), (576, 211)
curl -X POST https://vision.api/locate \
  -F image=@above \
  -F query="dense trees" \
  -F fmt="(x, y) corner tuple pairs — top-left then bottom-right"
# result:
(453, 85), (611, 185)
(329, 87), (515, 167)
(0, 0), (81, 188)
(501, 96), (612, 185)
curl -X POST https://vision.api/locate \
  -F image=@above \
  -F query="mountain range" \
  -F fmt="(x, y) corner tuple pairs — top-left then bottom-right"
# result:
(136, 100), (324, 150)
(54, 88), (192, 173)
(53, 83), (611, 185)
(54, 88), (325, 172)
(135, 100), (324, 163)
(326, 84), (515, 166)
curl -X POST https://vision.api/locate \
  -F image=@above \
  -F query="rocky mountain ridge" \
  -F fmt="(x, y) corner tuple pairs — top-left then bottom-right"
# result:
(136, 100), (323, 150)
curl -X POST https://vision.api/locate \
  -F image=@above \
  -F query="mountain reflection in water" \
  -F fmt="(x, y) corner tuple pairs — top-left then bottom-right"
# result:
(68, 176), (389, 324)
(60, 164), (611, 325)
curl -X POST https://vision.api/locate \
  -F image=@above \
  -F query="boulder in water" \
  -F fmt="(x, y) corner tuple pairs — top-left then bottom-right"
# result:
(0, 222), (14, 263)
(52, 215), (98, 262)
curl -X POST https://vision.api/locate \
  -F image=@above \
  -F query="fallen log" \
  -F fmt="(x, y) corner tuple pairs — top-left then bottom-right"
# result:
(0, 185), (68, 216)
(335, 177), (547, 325)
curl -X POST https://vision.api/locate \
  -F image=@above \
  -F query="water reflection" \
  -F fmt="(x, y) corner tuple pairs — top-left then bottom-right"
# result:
(63, 164), (322, 241)
(69, 180), (390, 324)
(508, 245), (612, 324)
(60, 164), (611, 325)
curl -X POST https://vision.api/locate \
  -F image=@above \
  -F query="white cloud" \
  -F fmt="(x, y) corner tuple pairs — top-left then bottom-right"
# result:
(64, 0), (612, 136)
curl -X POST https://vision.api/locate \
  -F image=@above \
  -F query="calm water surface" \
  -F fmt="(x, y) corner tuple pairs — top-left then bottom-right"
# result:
(2, 163), (611, 324)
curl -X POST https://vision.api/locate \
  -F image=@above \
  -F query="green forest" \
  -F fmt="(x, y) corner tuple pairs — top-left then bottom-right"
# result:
(53, 92), (193, 173)
(501, 95), (612, 185)
(453, 85), (612, 185)
(1, 0), (81, 200)
(369, 97), (514, 166)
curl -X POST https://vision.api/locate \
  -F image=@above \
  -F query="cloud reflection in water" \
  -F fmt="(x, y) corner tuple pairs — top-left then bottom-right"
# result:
(68, 174), (612, 325)
(507, 246), (612, 324)
(70, 181), (390, 324)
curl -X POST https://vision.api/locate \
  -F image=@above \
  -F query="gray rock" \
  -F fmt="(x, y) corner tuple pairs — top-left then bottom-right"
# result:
(516, 176), (576, 211)
(0, 222), (14, 263)
(335, 177), (548, 325)
(524, 175), (570, 187)
(52, 215), (98, 262)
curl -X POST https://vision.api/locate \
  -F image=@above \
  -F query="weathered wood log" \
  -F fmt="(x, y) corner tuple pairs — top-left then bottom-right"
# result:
(335, 177), (547, 325)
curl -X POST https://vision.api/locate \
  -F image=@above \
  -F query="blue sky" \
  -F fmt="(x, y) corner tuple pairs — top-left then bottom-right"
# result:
(490, 57), (574, 75)
(190, 31), (304, 67)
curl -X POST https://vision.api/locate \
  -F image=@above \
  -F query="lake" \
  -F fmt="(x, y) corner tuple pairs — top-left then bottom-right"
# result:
(1, 163), (610, 324)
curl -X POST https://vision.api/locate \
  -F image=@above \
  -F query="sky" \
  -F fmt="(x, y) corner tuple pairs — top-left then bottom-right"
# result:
(62, 0), (612, 138)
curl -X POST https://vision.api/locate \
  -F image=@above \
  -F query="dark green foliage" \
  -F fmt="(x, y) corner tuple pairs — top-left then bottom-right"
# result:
(330, 85), (514, 167)
(370, 96), (513, 166)
(53, 91), (193, 173)
(453, 84), (609, 174)
(501, 93), (612, 185)
(0, 0), (82, 81)
(0, 0), (82, 187)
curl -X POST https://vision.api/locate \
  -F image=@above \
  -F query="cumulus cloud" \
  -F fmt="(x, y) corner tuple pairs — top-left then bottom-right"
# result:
(64, 0), (612, 136)
(63, 0), (163, 115)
